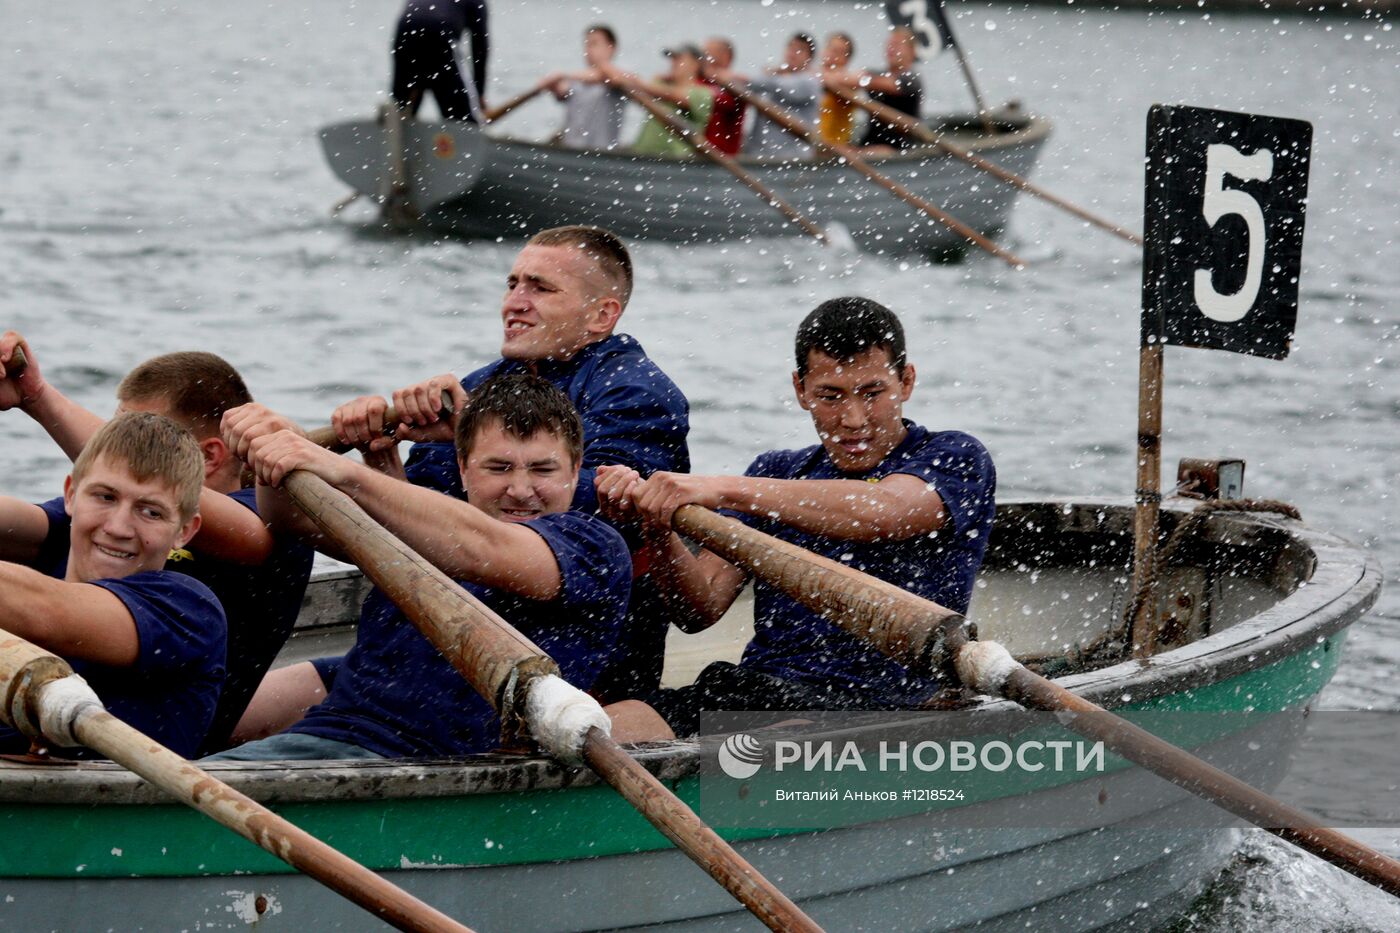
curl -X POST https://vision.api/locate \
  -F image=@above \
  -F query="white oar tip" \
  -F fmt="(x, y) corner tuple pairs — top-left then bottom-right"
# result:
(525, 674), (611, 766)
(955, 640), (1019, 696)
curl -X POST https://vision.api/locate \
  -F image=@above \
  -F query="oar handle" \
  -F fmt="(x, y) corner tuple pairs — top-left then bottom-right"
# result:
(723, 80), (1024, 268)
(0, 630), (472, 933)
(583, 728), (823, 933)
(671, 505), (969, 678)
(615, 81), (828, 245)
(306, 389), (457, 453)
(6, 346), (27, 374)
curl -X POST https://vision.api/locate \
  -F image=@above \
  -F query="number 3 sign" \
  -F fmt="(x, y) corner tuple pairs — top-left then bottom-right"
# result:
(1141, 105), (1312, 359)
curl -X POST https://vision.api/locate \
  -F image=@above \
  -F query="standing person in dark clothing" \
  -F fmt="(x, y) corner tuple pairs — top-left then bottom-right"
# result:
(391, 0), (489, 122)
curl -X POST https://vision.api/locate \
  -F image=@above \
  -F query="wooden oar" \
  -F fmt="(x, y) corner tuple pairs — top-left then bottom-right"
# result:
(305, 389), (456, 453)
(281, 471), (823, 933)
(667, 504), (1400, 899)
(720, 79), (1024, 268)
(0, 632), (473, 932)
(613, 80), (829, 245)
(484, 85), (547, 124)
(828, 86), (1143, 246)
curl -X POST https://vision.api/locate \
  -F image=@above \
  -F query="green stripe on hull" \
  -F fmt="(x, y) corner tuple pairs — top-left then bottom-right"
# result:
(0, 635), (1344, 880)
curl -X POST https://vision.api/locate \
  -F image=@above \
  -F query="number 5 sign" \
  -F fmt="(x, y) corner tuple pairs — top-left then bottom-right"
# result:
(1142, 104), (1312, 359)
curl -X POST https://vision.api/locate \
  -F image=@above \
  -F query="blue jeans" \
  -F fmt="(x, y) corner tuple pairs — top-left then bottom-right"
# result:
(203, 733), (384, 762)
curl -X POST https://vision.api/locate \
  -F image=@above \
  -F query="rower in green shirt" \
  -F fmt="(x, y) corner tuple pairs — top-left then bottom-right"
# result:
(598, 44), (715, 159)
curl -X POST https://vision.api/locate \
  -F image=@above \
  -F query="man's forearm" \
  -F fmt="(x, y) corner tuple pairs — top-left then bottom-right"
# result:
(23, 386), (104, 461)
(0, 562), (140, 666)
(717, 476), (946, 541)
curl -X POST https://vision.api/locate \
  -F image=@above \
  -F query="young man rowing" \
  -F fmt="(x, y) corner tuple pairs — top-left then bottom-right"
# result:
(0, 412), (226, 758)
(0, 337), (315, 754)
(600, 297), (996, 740)
(214, 375), (631, 759)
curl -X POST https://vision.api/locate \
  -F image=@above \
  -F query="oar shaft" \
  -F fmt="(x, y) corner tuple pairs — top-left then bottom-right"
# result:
(0, 633), (470, 933)
(306, 389), (456, 453)
(484, 85), (546, 123)
(583, 729), (822, 933)
(989, 656), (1400, 897)
(672, 505), (965, 676)
(724, 81), (1024, 267)
(617, 83), (828, 244)
(670, 505), (1400, 901)
(829, 87), (1143, 246)
(73, 710), (475, 933)
(281, 471), (823, 931)
(283, 471), (554, 716)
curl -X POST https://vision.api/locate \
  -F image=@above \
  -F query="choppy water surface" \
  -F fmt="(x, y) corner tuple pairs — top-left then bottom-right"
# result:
(3, 0), (1398, 926)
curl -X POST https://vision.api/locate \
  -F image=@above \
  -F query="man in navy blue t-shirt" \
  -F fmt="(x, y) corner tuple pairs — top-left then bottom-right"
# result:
(215, 374), (631, 759)
(0, 411), (226, 759)
(294, 226), (688, 705)
(598, 297), (997, 739)
(0, 336), (315, 754)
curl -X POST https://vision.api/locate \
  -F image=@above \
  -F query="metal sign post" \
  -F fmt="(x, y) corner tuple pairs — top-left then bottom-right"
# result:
(1131, 104), (1313, 656)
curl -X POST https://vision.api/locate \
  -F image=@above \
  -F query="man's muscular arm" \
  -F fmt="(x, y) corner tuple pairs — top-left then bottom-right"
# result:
(244, 430), (564, 600)
(0, 562), (140, 666)
(633, 471), (947, 542)
(0, 497), (53, 565)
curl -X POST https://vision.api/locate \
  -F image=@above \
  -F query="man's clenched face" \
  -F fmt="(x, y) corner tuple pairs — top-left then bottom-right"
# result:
(793, 347), (915, 474)
(500, 244), (620, 362)
(458, 421), (579, 523)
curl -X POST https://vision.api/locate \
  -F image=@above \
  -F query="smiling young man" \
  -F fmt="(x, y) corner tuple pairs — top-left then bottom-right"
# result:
(598, 297), (996, 739)
(212, 375), (631, 760)
(0, 412), (226, 758)
(0, 336), (315, 755)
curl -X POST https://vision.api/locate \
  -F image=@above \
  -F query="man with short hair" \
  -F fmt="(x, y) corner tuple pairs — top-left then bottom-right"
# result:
(301, 225), (688, 705)
(599, 297), (996, 740)
(336, 225), (689, 513)
(0, 337), (314, 754)
(214, 374), (632, 760)
(538, 25), (627, 151)
(0, 411), (226, 758)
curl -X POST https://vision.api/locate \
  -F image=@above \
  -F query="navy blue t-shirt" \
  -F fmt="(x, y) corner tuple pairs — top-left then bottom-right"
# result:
(403, 334), (690, 513)
(0, 500), (228, 759)
(171, 488), (314, 756)
(290, 512), (632, 758)
(734, 422), (996, 705)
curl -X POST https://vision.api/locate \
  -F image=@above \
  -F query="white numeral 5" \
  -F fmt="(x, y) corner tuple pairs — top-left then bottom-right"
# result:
(1193, 143), (1274, 323)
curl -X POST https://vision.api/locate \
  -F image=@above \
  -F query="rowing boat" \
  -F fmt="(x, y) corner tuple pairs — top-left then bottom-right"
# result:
(317, 110), (1050, 257)
(0, 497), (1376, 929)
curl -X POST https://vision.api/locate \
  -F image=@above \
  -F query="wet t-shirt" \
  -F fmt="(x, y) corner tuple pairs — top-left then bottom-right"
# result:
(734, 422), (995, 704)
(290, 512), (631, 758)
(0, 499), (227, 758)
(174, 488), (314, 755)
